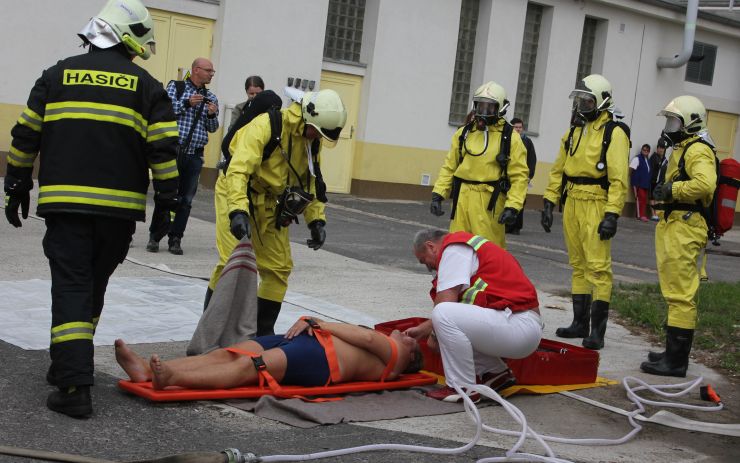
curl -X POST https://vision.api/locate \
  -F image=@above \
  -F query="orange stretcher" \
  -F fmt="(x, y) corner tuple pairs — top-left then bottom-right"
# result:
(118, 373), (437, 402)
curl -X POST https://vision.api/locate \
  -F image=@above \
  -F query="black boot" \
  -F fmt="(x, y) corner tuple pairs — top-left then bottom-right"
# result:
(168, 236), (183, 255)
(647, 350), (665, 362)
(47, 385), (92, 418)
(555, 294), (591, 338)
(640, 326), (694, 377)
(146, 234), (159, 253)
(582, 300), (609, 350)
(256, 297), (282, 337)
(203, 287), (214, 312)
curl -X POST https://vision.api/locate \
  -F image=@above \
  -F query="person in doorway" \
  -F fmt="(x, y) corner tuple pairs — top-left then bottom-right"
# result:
(229, 75), (265, 132)
(405, 229), (542, 403)
(630, 144), (653, 222)
(648, 140), (668, 221)
(115, 316), (422, 389)
(506, 117), (537, 235)
(146, 57), (219, 255)
(225, 89), (347, 336)
(3, 0), (179, 417)
(640, 95), (717, 378)
(429, 81), (529, 249)
(540, 74), (629, 351)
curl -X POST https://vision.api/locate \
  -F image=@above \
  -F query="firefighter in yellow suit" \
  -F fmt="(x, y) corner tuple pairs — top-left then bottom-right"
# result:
(226, 90), (347, 336)
(541, 74), (629, 351)
(641, 96), (717, 377)
(430, 81), (529, 249)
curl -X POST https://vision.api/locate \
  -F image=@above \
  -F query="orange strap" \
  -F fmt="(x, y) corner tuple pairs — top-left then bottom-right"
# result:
(379, 334), (399, 382)
(300, 317), (342, 385)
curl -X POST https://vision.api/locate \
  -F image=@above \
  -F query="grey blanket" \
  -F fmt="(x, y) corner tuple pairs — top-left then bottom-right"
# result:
(226, 387), (486, 428)
(187, 238), (258, 355)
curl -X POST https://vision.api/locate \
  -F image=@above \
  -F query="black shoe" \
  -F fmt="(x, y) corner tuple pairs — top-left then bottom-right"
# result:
(146, 237), (159, 253)
(640, 327), (693, 377)
(47, 386), (92, 418)
(555, 294), (591, 338)
(168, 237), (183, 255)
(647, 350), (665, 362)
(582, 300), (609, 350)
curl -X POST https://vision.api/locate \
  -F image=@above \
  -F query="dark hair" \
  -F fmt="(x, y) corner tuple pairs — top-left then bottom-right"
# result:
(641, 144), (651, 151)
(244, 75), (265, 91)
(402, 345), (424, 374)
(510, 117), (524, 126)
(657, 139), (668, 149)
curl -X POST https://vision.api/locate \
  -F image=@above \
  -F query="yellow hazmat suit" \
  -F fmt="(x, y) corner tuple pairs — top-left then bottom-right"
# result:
(655, 137), (716, 329)
(433, 120), (529, 248)
(543, 111), (629, 301)
(226, 103), (326, 302)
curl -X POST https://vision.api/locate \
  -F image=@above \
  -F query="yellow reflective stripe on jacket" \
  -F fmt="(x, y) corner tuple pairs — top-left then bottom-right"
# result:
(18, 107), (43, 132)
(8, 145), (37, 168)
(461, 277), (488, 304)
(39, 185), (147, 211)
(149, 159), (178, 180)
(147, 120), (179, 143)
(466, 235), (488, 251)
(44, 101), (147, 138)
(50, 321), (94, 344)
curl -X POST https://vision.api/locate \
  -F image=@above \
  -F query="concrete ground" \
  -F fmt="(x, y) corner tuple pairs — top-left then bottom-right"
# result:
(0, 184), (738, 463)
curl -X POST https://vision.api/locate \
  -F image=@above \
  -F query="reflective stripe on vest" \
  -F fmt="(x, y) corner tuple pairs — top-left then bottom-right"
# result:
(466, 235), (488, 251)
(39, 185), (147, 211)
(51, 321), (94, 344)
(461, 277), (489, 304)
(146, 120), (179, 143)
(8, 145), (37, 168)
(44, 101), (147, 138)
(149, 159), (179, 181)
(18, 107), (43, 132)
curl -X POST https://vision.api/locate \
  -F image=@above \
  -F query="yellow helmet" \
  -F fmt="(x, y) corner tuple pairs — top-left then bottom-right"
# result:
(569, 74), (613, 123)
(301, 89), (348, 148)
(78, 0), (156, 60)
(472, 81), (509, 125)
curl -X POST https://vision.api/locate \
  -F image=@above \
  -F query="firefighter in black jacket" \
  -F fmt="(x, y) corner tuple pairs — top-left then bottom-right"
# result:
(3, 0), (179, 417)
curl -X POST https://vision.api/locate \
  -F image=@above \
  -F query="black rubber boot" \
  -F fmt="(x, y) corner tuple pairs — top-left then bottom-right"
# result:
(256, 297), (282, 337)
(582, 300), (609, 350)
(146, 234), (159, 253)
(47, 385), (92, 418)
(168, 236), (183, 255)
(555, 294), (591, 338)
(640, 326), (694, 377)
(203, 287), (213, 312)
(647, 351), (665, 362)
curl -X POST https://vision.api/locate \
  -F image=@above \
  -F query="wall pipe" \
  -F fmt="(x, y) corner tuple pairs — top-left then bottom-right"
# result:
(657, 0), (699, 68)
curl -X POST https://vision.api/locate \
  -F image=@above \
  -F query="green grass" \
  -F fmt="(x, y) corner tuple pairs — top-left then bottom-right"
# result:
(611, 281), (740, 375)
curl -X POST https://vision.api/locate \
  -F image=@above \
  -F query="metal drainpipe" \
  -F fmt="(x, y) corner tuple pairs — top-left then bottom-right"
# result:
(657, 0), (699, 68)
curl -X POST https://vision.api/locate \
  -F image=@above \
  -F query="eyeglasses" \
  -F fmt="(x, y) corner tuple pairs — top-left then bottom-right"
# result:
(197, 67), (216, 74)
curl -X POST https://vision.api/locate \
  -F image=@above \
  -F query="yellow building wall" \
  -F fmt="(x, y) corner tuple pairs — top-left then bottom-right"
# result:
(0, 103), (23, 152)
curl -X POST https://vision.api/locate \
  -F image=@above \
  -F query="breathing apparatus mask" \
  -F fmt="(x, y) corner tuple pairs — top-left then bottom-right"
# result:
(275, 187), (314, 229)
(659, 115), (688, 146)
(569, 91), (607, 127)
(473, 99), (508, 130)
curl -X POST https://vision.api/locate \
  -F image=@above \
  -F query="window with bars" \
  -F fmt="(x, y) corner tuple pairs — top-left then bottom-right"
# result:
(448, 0), (480, 125)
(323, 0), (366, 63)
(513, 3), (543, 127)
(575, 17), (598, 84)
(685, 41), (717, 86)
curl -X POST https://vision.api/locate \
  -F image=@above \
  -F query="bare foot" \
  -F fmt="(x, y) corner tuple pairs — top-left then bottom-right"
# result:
(150, 354), (173, 390)
(114, 339), (151, 382)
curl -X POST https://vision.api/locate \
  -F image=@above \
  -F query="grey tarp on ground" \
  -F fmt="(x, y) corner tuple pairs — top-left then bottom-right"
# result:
(187, 238), (258, 355)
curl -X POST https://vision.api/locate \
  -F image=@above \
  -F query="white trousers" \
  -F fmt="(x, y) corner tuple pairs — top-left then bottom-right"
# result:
(431, 302), (543, 388)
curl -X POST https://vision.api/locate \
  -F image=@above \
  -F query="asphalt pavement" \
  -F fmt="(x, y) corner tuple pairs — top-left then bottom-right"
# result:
(0, 184), (738, 463)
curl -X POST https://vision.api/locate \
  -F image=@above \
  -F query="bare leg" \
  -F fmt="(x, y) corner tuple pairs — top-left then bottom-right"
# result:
(165, 340), (266, 373)
(115, 339), (151, 382)
(150, 353), (260, 390)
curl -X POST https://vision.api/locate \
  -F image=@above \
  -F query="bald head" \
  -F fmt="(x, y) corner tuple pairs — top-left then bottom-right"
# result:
(190, 57), (215, 87)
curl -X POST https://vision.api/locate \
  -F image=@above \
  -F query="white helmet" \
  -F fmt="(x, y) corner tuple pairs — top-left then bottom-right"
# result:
(472, 81), (509, 125)
(301, 89), (348, 148)
(78, 0), (156, 60)
(657, 95), (707, 145)
(569, 74), (613, 123)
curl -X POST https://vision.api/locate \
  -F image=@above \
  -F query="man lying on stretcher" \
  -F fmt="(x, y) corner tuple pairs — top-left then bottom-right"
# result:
(115, 316), (424, 390)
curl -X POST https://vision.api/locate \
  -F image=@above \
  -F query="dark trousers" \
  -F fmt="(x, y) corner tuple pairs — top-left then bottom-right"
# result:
(43, 214), (135, 387)
(168, 151), (204, 239)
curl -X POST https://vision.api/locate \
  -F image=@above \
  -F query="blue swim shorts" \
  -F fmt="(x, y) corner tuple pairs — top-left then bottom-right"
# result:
(254, 333), (331, 386)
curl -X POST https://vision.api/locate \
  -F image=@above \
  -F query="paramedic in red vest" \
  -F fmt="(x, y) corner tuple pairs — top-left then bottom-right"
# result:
(429, 81), (530, 249)
(226, 90), (347, 336)
(540, 74), (629, 351)
(641, 96), (717, 378)
(406, 229), (542, 403)
(3, 0), (179, 417)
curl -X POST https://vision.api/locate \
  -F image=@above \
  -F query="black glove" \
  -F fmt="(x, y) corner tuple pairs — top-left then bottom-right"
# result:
(498, 207), (518, 225)
(307, 220), (326, 250)
(598, 212), (619, 241)
(229, 210), (251, 240)
(653, 182), (673, 201)
(541, 199), (555, 233)
(4, 174), (33, 228)
(430, 193), (445, 217)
